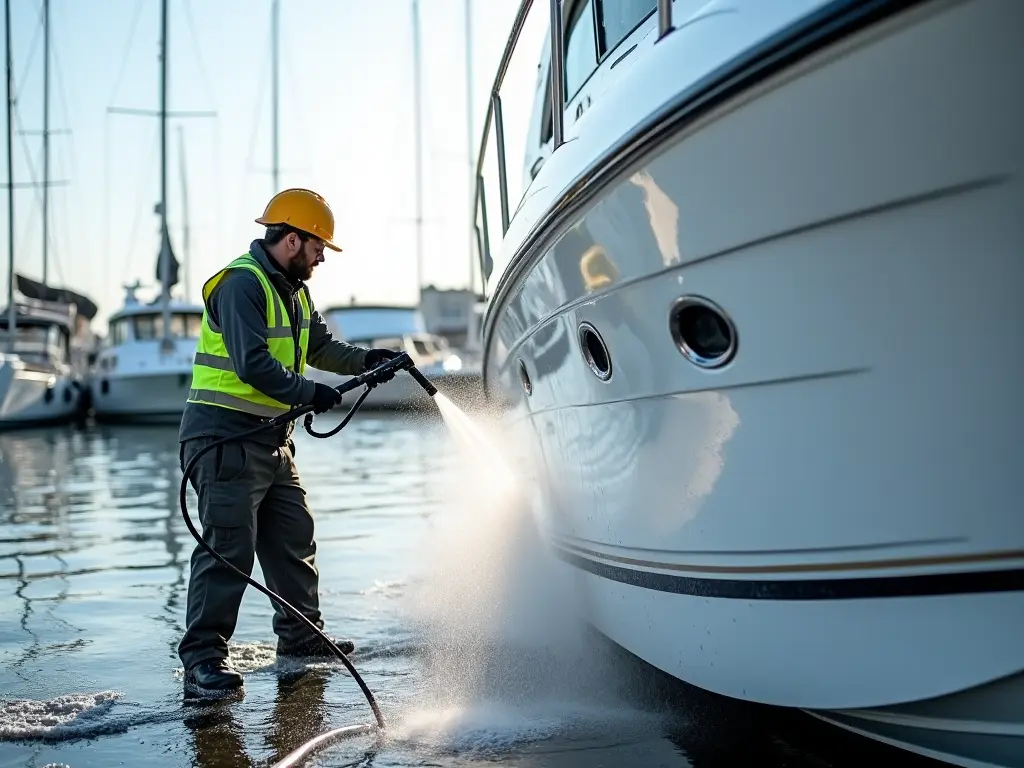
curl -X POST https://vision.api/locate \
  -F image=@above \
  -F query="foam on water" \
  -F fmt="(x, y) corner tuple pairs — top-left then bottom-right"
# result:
(0, 691), (122, 741)
(171, 640), (344, 677)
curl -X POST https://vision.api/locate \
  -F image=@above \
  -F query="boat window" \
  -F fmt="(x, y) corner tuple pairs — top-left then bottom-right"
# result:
(185, 313), (203, 338)
(6, 324), (66, 364)
(169, 314), (187, 339)
(539, 79), (553, 147)
(126, 312), (202, 340)
(595, 0), (655, 55)
(169, 313), (203, 338)
(564, 0), (598, 101)
(108, 319), (129, 346)
(412, 338), (431, 357)
(134, 315), (158, 340)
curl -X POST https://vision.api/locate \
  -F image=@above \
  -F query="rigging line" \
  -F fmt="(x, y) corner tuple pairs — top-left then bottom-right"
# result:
(99, 0), (146, 296)
(278, 19), (314, 181)
(232, 16), (272, 233)
(119, 121), (163, 281)
(47, 136), (65, 286)
(14, 0), (44, 100)
(212, 117), (223, 267)
(11, 102), (44, 276)
(106, 0), (146, 106)
(8, 0), (65, 288)
(12, 100), (43, 208)
(50, 37), (78, 191)
(181, 0), (217, 110)
(243, 13), (272, 175)
(47, 21), (78, 289)
(103, 115), (110, 302)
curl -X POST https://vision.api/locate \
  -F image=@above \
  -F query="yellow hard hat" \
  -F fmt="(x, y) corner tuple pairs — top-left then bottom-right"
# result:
(255, 188), (342, 251)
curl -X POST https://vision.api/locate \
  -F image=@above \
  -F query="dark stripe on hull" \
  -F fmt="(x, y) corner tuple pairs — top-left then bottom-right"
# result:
(556, 549), (1024, 600)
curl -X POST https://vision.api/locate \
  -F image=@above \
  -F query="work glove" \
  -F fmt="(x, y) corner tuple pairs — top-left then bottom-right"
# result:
(311, 382), (342, 414)
(363, 348), (400, 383)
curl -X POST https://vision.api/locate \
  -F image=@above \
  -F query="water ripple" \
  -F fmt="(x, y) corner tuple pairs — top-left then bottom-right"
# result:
(0, 419), (902, 768)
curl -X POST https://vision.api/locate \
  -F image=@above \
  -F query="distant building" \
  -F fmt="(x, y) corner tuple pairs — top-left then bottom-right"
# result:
(418, 286), (483, 349)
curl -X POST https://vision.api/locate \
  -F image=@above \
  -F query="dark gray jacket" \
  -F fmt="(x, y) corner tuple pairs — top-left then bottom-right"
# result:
(179, 240), (368, 446)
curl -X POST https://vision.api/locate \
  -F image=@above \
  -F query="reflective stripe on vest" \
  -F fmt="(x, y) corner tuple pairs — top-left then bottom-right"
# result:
(186, 253), (312, 417)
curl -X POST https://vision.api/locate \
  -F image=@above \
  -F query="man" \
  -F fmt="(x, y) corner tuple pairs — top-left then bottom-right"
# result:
(177, 188), (398, 697)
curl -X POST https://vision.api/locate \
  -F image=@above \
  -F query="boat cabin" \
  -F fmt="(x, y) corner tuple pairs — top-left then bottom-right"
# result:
(104, 305), (204, 347)
(0, 305), (74, 372)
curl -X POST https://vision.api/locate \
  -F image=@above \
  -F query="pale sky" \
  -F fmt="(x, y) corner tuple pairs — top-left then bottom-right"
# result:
(1, 0), (549, 331)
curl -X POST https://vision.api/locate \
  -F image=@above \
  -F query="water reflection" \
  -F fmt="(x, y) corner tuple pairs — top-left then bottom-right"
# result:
(184, 699), (250, 768)
(0, 417), (449, 766)
(0, 420), (923, 768)
(89, 424), (192, 657)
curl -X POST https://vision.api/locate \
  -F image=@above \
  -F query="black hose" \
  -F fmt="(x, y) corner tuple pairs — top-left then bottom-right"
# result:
(179, 384), (387, 730)
(303, 387), (372, 438)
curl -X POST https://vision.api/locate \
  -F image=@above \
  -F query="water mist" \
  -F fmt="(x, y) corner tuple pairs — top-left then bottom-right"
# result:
(394, 395), (662, 754)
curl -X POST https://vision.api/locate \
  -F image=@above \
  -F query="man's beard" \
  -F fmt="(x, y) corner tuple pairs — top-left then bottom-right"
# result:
(286, 257), (313, 282)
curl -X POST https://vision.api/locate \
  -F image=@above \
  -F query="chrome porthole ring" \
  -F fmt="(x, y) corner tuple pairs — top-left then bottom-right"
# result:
(578, 321), (612, 381)
(669, 296), (738, 369)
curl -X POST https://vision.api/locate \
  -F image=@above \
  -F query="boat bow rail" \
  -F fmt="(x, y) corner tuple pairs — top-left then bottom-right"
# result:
(472, 0), (675, 296)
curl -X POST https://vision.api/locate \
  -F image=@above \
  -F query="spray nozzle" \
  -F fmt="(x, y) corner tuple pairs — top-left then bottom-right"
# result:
(387, 352), (439, 396)
(406, 363), (438, 397)
(340, 351), (438, 397)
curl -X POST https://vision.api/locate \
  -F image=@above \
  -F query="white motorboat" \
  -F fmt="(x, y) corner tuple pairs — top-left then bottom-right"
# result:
(0, 300), (84, 428)
(473, 1), (1023, 766)
(308, 305), (479, 409)
(89, 284), (203, 422)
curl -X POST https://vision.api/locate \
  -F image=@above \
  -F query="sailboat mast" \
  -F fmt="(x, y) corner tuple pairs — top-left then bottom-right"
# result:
(178, 125), (190, 302)
(271, 0), (279, 193)
(42, 0), (50, 286)
(411, 0), (423, 304)
(465, 0), (474, 293)
(5, 0), (15, 351)
(159, 0), (171, 342)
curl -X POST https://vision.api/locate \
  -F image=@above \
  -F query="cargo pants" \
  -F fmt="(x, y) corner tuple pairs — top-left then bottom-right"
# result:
(177, 436), (323, 670)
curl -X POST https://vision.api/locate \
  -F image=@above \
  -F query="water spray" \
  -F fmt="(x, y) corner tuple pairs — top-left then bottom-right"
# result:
(179, 351), (439, 762)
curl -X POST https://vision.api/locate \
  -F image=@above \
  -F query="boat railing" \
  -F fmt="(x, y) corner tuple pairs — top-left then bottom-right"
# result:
(472, 0), (675, 298)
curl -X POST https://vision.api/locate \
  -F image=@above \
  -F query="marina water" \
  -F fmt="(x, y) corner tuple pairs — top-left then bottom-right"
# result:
(0, 404), (922, 767)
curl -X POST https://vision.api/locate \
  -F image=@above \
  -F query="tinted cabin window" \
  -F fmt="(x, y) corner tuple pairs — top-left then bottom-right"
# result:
(134, 315), (158, 340)
(564, 0), (597, 100)
(596, 0), (655, 54)
(109, 319), (128, 346)
(540, 79), (553, 146)
(170, 313), (187, 338)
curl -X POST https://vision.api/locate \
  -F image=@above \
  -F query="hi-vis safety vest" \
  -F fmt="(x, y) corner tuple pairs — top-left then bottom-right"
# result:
(187, 253), (311, 417)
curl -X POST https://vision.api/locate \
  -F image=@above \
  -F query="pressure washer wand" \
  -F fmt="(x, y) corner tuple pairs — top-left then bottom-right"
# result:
(406, 363), (438, 397)
(300, 352), (438, 438)
(302, 350), (435, 414)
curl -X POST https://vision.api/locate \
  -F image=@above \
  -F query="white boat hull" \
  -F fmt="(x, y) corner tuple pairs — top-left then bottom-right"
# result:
(0, 356), (81, 427)
(90, 369), (192, 421)
(483, 0), (1024, 765)
(89, 296), (203, 422)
